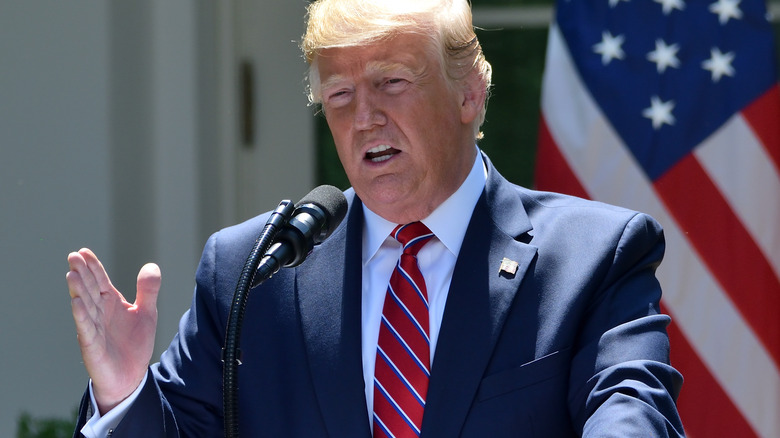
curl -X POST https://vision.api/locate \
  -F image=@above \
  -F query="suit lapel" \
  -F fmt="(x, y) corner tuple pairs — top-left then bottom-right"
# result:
(421, 155), (538, 437)
(295, 155), (538, 437)
(296, 193), (372, 438)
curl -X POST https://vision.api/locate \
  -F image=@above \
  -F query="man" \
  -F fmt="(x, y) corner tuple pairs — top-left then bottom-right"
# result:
(67, 0), (685, 436)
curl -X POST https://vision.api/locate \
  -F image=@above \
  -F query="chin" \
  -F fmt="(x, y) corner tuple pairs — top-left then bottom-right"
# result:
(360, 193), (406, 219)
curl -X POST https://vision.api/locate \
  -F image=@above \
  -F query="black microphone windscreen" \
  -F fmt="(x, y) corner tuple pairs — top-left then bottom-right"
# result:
(296, 185), (348, 237)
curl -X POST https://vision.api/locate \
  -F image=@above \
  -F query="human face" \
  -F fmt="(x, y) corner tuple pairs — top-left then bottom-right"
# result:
(316, 32), (480, 224)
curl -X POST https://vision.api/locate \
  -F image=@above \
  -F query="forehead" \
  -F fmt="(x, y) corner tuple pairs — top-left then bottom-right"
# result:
(316, 32), (437, 81)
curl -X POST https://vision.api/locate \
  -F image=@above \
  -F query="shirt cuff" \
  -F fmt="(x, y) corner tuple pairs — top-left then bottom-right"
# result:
(80, 373), (148, 438)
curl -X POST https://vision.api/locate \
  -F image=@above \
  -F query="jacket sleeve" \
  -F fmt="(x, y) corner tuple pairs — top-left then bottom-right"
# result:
(568, 213), (685, 437)
(73, 370), (179, 438)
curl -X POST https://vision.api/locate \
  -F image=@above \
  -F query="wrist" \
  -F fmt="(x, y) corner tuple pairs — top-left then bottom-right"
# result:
(92, 371), (147, 415)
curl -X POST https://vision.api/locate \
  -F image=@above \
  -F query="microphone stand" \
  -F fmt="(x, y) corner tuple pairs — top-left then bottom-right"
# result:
(222, 200), (295, 438)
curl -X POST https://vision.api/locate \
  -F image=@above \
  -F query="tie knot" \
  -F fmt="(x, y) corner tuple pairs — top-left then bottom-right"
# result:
(392, 222), (434, 255)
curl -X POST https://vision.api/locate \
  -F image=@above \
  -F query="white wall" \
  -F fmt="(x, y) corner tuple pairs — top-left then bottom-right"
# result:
(233, 0), (316, 221)
(0, 1), (313, 435)
(0, 2), (112, 434)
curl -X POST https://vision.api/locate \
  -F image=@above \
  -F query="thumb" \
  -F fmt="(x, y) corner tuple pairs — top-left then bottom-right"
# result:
(135, 263), (161, 312)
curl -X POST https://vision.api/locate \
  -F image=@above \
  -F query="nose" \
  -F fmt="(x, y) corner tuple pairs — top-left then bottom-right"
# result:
(353, 88), (386, 131)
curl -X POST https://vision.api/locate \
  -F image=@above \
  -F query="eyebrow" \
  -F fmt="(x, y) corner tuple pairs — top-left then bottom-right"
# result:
(366, 60), (416, 77)
(319, 74), (348, 93)
(320, 60), (419, 92)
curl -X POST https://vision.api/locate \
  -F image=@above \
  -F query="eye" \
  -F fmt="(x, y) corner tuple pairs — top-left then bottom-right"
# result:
(387, 78), (407, 86)
(324, 88), (353, 108)
(382, 77), (410, 93)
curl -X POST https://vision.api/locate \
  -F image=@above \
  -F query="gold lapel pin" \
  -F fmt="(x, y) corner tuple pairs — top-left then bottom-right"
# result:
(499, 257), (519, 276)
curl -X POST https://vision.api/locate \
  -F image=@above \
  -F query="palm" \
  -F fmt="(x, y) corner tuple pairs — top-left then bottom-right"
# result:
(67, 249), (160, 413)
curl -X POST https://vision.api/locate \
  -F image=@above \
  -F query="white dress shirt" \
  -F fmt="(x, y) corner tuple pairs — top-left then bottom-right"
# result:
(360, 151), (486, 425)
(83, 151), (486, 437)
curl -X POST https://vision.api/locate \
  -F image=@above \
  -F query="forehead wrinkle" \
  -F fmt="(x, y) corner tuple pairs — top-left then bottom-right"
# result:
(318, 45), (430, 96)
(365, 60), (416, 77)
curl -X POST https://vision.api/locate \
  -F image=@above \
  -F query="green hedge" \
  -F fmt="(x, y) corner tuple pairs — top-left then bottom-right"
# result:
(16, 411), (76, 438)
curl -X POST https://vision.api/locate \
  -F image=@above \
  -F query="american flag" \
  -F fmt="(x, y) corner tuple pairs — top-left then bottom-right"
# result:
(534, 0), (780, 436)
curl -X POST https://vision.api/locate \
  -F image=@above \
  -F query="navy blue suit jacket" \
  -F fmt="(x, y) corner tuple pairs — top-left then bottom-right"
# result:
(75, 154), (684, 437)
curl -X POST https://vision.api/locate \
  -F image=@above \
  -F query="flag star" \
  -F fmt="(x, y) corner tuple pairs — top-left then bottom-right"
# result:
(593, 31), (626, 65)
(709, 0), (743, 24)
(654, 0), (686, 15)
(647, 39), (681, 73)
(643, 96), (676, 130)
(609, 0), (630, 8)
(702, 47), (736, 82)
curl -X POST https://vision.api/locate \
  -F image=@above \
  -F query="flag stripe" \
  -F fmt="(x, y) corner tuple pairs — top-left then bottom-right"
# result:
(664, 304), (758, 438)
(657, 195), (780, 438)
(654, 154), (780, 368)
(539, 24), (780, 437)
(535, 116), (589, 198)
(742, 84), (780, 171)
(694, 111), (780, 280)
(535, 120), (757, 438)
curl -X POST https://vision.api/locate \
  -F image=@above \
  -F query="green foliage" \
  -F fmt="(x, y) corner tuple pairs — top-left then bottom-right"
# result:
(476, 26), (548, 188)
(16, 411), (76, 438)
(316, 112), (351, 191)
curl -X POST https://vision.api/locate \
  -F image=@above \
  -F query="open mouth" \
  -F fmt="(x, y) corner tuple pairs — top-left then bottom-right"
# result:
(365, 145), (399, 163)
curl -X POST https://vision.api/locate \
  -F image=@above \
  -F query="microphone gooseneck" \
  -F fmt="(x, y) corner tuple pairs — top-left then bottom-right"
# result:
(223, 185), (347, 438)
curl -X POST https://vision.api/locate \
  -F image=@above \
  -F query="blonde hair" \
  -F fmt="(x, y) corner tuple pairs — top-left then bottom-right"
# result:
(301, 0), (492, 139)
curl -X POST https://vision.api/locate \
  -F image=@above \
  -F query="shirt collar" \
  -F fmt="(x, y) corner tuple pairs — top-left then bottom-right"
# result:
(362, 148), (487, 264)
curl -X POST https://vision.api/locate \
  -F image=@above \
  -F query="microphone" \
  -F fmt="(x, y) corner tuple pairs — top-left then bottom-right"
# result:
(252, 185), (347, 286)
(224, 185), (346, 436)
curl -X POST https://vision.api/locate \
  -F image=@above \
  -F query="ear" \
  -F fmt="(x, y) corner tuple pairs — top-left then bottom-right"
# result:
(460, 71), (486, 126)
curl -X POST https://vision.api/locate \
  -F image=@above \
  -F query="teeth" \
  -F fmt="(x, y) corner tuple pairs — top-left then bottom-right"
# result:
(371, 154), (393, 162)
(366, 144), (395, 163)
(367, 145), (391, 154)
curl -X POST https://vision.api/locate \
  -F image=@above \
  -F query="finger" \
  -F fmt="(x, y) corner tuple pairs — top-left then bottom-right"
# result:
(70, 296), (98, 346)
(135, 263), (161, 314)
(79, 248), (116, 296)
(66, 260), (84, 299)
(69, 250), (102, 304)
(71, 296), (107, 376)
(66, 267), (100, 322)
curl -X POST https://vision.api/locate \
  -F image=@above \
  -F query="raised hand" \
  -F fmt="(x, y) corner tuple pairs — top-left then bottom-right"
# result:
(66, 248), (160, 415)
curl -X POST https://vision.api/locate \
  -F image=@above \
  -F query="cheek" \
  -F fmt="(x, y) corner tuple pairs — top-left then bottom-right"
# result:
(415, 110), (458, 149)
(332, 138), (354, 168)
(325, 113), (350, 145)
(324, 110), (342, 134)
(323, 121), (349, 164)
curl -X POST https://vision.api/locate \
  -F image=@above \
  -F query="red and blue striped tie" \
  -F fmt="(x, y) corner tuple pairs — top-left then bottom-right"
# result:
(373, 222), (434, 438)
